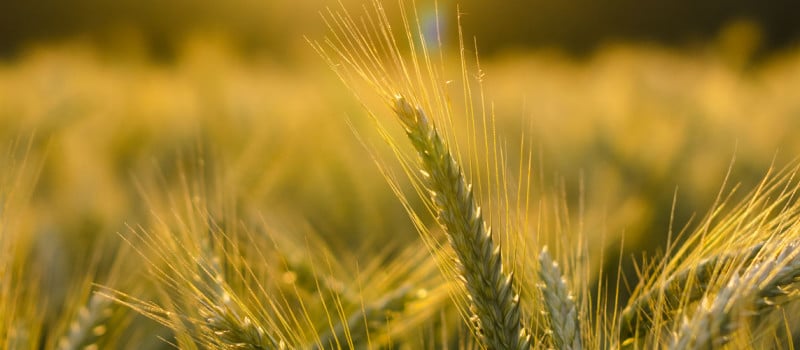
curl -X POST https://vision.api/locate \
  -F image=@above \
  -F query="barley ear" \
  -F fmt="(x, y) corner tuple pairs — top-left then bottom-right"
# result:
(670, 272), (741, 350)
(313, 285), (416, 349)
(619, 243), (764, 341)
(670, 241), (800, 350)
(57, 293), (115, 350)
(538, 246), (582, 350)
(199, 291), (282, 350)
(393, 95), (531, 350)
(753, 242), (800, 313)
(197, 250), (284, 349)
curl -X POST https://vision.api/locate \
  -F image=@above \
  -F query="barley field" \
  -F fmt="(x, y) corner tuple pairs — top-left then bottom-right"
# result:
(2, 1), (800, 349)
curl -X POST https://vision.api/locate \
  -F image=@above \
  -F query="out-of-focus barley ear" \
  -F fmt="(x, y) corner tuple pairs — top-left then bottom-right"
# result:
(0, 137), (45, 350)
(103, 164), (450, 349)
(57, 294), (115, 350)
(313, 284), (416, 349)
(199, 292), (284, 349)
(99, 231), (289, 349)
(537, 246), (582, 350)
(392, 95), (531, 350)
(196, 253), (284, 350)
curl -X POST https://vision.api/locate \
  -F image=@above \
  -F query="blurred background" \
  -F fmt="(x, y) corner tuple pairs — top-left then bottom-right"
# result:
(2, 0), (800, 346)
(2, 0), (799, 58)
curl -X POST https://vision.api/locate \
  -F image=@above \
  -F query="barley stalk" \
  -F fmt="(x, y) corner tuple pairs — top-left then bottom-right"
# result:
(393, 95), (530, 350)
(537, 247), (582, 350)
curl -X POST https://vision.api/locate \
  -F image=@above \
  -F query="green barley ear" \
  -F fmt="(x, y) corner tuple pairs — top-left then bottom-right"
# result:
(618, 243), (764, 341)
(620, 164), (800, 347)
(670, 271), (742, 350)
(670, 241), (800, 349)
(393, 95), (530, 349)
(312, 0), (533, 347)
(537, 247), (582, 350)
